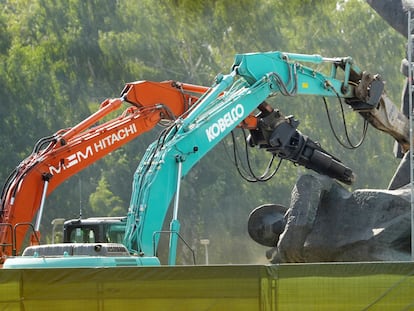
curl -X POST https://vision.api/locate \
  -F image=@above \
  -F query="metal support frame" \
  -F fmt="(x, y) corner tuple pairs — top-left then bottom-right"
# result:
(405, 2), (414, 261)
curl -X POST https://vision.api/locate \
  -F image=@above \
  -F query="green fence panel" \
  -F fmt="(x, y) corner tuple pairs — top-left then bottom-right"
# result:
(0, 262), (413, 310)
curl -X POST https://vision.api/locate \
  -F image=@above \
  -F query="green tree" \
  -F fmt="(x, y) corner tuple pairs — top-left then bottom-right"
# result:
(89, 177), (124, 217)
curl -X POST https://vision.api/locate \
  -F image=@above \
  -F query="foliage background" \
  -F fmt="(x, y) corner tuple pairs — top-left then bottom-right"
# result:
(0, 0), (406, 264)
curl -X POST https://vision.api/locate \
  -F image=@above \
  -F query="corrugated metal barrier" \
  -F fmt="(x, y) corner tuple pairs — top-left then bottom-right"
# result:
(0, 262), (413, 310)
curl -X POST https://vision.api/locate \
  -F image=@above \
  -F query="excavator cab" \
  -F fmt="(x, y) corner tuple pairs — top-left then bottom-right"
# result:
(63, 217), (126, 244)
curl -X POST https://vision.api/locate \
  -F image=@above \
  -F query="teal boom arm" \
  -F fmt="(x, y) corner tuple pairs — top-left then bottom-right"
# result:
(122, 51), (380, 263)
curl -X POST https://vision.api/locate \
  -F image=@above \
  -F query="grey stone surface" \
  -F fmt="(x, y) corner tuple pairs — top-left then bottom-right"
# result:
(366, 0), (407, 37)
(268, 174), (411, 263)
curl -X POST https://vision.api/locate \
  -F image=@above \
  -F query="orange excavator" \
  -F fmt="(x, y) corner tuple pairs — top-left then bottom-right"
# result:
(0, 80), (210, 261)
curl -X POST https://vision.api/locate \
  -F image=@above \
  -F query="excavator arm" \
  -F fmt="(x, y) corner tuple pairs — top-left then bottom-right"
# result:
(0, 80), (208, 259)
(123, 51), (410, 265)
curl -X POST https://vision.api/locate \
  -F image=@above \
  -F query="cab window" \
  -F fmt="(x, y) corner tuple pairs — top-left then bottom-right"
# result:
(70, 227), (96, 243)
